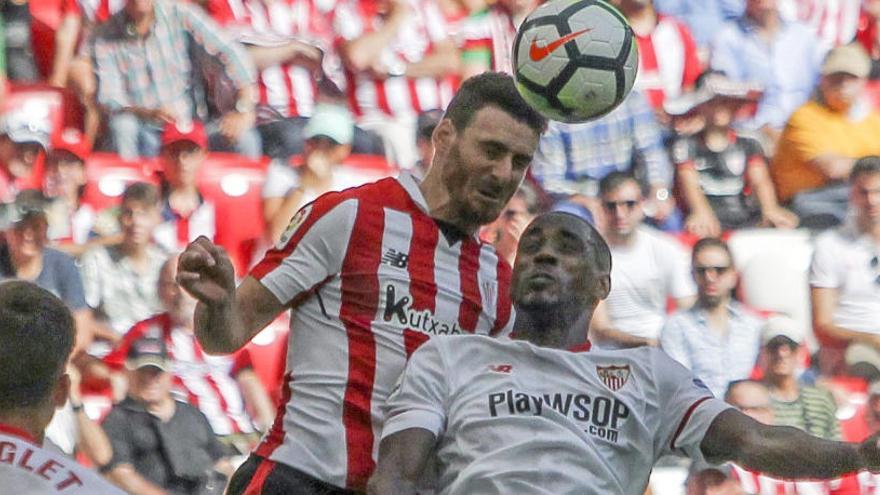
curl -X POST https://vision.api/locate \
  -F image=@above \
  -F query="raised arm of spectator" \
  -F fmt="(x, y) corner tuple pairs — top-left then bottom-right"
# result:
(67, 365), (113, 468)
(745, 153), (799, 228)
(49, 6), (82, 87)
(336, 0), (410, 72)
(701, 408), (880, 479)
(178, 2), (256, 91)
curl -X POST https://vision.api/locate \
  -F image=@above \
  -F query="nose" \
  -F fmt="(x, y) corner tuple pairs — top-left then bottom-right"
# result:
(490, 154), (515, 182)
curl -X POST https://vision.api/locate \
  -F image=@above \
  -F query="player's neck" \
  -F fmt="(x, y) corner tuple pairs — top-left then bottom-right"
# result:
(418, 173), (479, 236)
(0, 410), (50, 444)
(513, 305), (591, 349)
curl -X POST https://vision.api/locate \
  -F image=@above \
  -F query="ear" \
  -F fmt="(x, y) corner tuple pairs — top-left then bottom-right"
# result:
(595, 274), (611, 301)
(53, 373), (71, 409)
(431, 118), (456, 157)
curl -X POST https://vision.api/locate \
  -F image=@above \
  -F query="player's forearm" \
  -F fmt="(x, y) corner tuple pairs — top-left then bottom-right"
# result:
(733, 424), (865, 479)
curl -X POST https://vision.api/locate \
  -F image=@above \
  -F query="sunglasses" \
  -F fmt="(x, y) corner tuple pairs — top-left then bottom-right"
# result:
(694, 265), (732, 276)
(602, 200), (638, 211)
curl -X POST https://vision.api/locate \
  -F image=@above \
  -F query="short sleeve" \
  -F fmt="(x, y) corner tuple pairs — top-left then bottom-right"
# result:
(651, 350), (732, 461)
(381, 340), (449, 440)
(102, 409), (135, 469)
(262, 161), (301, 199)
(249, 195), (358, 305)
(809, 232), (841, 289)
(51, 250), (88, 310)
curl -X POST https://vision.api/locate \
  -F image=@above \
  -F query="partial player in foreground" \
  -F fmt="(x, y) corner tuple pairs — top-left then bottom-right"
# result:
(368, 212), (880, 495)
(177, 72), (547, 493)
(0, 281), (124, 494)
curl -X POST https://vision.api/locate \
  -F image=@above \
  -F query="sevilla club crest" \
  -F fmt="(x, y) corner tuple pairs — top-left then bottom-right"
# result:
(597, 365), (631, 392)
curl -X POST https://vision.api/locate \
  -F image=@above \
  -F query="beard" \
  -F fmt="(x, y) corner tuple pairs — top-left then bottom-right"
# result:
(442, 145), (511, 227)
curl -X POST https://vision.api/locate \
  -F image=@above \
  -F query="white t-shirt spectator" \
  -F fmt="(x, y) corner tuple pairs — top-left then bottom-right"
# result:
(600, 226), (696, 345)
(809, 224), (880, 335)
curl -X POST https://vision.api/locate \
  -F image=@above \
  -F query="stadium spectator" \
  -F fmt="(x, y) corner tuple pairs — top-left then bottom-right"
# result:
(180, 73), (546, 493)
(482, 181), (541, 264)
(2, 0), (39, 81)
(369, 212), (880, 495)
(333, 0), (461, 170)
(686, 468), (747, 495)
(42, 129), (103, 257)
(761, 315), (841, 440)
(668, 72), (797, 236)
(772, 43), (880, 228)
(653, 0), (744, 49)
(102, 336), (235, 494)
(0, 281), (123, 493)
(80, 182), (166, 355)
(722, 379), (836, 494)
(661, 238), (764, 398)
(0, 190), (94, 356)
(261, 103), (358, 244)
(590, 172), (695, 348)
(88, 0), (261, 159)
(709, 0), (824, 146)
(862, 381), (880, 437)
(778, 0), (861, 51)
(810, 157), (880, 375)
(50, 0), (125, 144)
(153, 121), (216, 253)
(413, 109), (443, 180)
(455, 0), (536, 77)
(530, 90), (678, 230)
(105, 255), (275, 449)
(0, 111), (50, 204)
(612, 0), (703, 111)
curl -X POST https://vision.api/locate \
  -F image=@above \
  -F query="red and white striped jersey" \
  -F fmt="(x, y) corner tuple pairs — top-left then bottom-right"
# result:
(104, 314), (257, 436)
(60, 0), (124, 23)
(248, 172), (514, 490)
(333, 0), (454, 118)
(633, 15), (703, 110)
(208, 0), (336, 118)
(383, 337), (731, 494)
(455, 7), (518, 74)
(153, 197), (216, 253)
(781, 0), (862, 50)
(731, 464), (836, 494)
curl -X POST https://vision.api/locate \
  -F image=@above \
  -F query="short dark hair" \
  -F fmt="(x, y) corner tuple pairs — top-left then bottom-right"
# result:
(599, 171), (640, 197)
(0, 281), (75, 410)
(851, 156), (880, 183)
(692, 237), (734, 265)
(443, 72), (548, 136)
(544, 211), (612, 275)
(121, 181), (160, 207)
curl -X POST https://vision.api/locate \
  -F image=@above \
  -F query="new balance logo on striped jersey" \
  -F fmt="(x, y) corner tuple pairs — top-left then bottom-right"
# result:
(381, 249), (409, 269)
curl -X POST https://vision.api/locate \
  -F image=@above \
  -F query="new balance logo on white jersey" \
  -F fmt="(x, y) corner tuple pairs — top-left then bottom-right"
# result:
(381, 249), (409, 269)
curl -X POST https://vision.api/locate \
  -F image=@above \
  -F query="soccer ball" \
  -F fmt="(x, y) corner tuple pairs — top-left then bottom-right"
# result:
(513, 0), (639, 123)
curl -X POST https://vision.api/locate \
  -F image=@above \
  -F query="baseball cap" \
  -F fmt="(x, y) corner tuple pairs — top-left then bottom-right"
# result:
(161, 120), (207, 149)
(0, 189), (49, 230)
(1, 112), (51, 150)
(845, 343), (880, 374)
(664, 72), (763, 116)
(125, 336), (170, 371)
(51, 128), (91, 163)
(304, 104), (354, 145)
(761, 314), (804, 346)
(821, 44), (871, 78)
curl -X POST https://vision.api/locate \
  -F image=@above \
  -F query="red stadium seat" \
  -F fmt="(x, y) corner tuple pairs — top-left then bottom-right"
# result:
(195, 152), (270, 275)
(82, 152), (160, 211)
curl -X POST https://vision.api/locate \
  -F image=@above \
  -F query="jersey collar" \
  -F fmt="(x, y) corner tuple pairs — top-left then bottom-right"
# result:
(397, 172), (430, 214)
(568, 341), (592, 353)
(0, 423), (39, 445)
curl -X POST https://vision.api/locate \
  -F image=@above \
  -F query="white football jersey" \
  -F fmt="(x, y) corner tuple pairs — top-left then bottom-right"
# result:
(0, 426), (124, 494)
(383, 336), (732, 495)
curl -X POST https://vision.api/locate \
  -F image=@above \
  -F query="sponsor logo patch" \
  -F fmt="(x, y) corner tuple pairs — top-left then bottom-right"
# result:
(597, 364), (631, 392)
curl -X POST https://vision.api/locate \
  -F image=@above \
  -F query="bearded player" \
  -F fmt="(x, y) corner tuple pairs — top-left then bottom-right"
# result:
(177, 72), (547, 493)
(368, 212), (880, 494)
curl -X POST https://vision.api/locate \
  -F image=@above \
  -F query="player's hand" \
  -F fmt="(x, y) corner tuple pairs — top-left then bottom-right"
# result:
(685, 210), (722, 239)
(859, 432), (880, 472)
(177, 237), (236, 308)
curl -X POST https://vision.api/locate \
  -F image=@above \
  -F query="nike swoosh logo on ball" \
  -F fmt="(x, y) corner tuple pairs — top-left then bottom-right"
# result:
(529, 29), (592, 62)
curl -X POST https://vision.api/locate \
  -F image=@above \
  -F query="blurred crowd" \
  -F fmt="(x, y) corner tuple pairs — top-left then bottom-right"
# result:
(0, 0), (880, 493)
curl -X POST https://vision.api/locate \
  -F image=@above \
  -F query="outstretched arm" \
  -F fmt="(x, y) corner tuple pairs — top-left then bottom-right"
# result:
(367, 428), (437, 495)
(701, 409), (878, 479)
